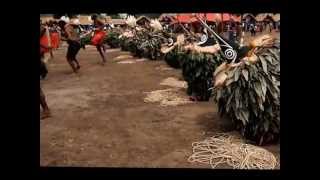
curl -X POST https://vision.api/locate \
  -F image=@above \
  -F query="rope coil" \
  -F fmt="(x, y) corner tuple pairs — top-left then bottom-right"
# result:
(188, 134), (278, 169)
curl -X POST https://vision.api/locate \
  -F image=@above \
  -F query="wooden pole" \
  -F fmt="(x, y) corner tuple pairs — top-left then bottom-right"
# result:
(221, 13), (224, 34)
(240, 14), (244, 47)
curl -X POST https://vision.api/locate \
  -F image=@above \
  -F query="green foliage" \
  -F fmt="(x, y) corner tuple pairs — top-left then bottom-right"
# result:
(213, 44), (280, 145)
(119, 30), (163, 60)
(119, 36), (132, 51)
(104, 31), (121, 48)
(164, 46), (186, 69)
(80, 35), (92, 47)
(137, 35), (162, 60)
(181, 51), (223, 101)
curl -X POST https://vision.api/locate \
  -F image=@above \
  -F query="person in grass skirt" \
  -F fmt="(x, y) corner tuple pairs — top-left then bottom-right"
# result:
(49, 20), (61, 51)
(40, 25), (51, 119)
(91, 14), (107, 64)
(44, 20), (61, 59)
(40, 22), (53, 64)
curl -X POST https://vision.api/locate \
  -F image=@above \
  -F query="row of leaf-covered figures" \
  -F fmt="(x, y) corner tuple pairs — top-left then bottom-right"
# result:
(110, 14), (280, 145)
(110, 15), (277, 89)
(41, 14), (278, 90)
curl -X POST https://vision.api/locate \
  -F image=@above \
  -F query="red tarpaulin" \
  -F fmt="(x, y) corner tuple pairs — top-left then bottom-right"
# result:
(218, 14), (242, 22)
(176, 13), (222, 23)
(205, 13), (222, 22)
(175, 13), (212, 23)
(195, 13), (220, 22)
(198, 13), (234, 22)
(173, 13), (241, 24)
(176, 14), (193, 23)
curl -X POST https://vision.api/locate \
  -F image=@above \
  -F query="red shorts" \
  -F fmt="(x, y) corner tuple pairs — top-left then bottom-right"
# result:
(50, 32), (60, 49)
(91, 30), (106, 46)
(40, 36), (49, 53)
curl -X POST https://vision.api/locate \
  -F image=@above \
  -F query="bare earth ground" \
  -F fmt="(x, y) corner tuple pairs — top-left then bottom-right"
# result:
(40, 34), (280, 168)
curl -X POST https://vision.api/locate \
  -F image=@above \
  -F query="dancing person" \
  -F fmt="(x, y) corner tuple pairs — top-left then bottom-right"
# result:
(63, 18), (82, 73)
(49, 20), (61, 51)
(40, 25), (50, 78)
(47, 21), (55, 58)
(40, 25), (51, 119)
(40, 22), (52, 63)
(91, 14), (107, 64)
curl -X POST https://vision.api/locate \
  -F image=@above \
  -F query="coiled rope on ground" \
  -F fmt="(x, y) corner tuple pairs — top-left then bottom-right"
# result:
(188, 133), (278, 169)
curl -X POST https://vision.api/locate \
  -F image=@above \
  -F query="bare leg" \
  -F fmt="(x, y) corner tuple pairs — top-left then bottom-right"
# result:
(67, 58), (78, 73)
(102, 43), (106, 52)
(50, 49), (54, 58)
(74, 58), (81, 70)
(73, 44), (81, 70)
(96, 45), (106, 64)
(66, 43), (79, 73)
(43, 52), (50, 64)
(40, 87), (51, 119)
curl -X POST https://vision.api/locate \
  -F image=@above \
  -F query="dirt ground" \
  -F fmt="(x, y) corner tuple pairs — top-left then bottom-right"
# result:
(40, 37), (280, 168)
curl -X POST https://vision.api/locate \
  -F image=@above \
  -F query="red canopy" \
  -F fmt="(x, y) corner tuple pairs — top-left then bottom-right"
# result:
(206, 13), (222, 22)
(176, 13), (223, 23)
(176, 14), (194, 23)
(216, 13), (241, 22)
(198, 13), (232, 22)
(197, 13), (222, 22)
(173, 13), (241, 23)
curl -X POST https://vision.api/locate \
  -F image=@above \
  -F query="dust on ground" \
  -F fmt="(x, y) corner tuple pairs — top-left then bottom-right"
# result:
(40, 41), (280, 168)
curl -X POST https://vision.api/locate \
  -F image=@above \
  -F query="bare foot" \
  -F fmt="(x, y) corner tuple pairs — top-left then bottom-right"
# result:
(41, 110), (51, 119)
